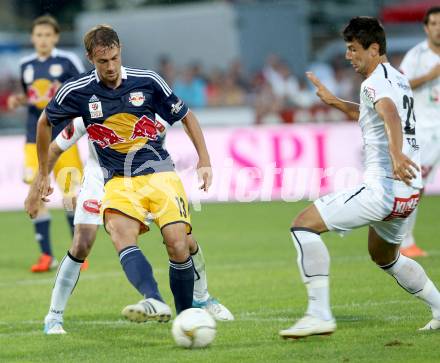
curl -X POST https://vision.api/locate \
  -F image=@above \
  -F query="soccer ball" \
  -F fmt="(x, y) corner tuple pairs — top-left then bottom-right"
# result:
(171, 308), (217, 348)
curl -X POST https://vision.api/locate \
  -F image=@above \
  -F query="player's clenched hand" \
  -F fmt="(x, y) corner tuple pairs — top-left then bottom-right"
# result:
(306, 72), (339, 106)
(390, 151), (420, 186)
(37, 174), (54, 202)
(7, 94), (27, 110)
(197, 160), (212, 192)
(24, 182), (40, 218)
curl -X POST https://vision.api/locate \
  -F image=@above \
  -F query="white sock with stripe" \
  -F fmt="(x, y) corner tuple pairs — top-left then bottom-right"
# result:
(291, 227), (333, 321)
(46, 251), (82, 323)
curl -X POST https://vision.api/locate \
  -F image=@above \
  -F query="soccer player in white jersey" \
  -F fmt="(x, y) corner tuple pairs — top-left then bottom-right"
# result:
(25, 117), (233, 334)
(279, 17), (440, 339)
(399, 6), (440, 258)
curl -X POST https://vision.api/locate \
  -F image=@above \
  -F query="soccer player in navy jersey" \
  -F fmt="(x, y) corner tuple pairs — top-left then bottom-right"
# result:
(25, 117), (233, 334)
(7, 15), (85, 272)
(34, 25), (213, 318)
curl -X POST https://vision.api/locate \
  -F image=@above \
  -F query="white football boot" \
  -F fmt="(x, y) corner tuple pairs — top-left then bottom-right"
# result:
(192, 297), (234, 321)
(419, 318), (440, 331)
(44, 316), (66, 335)
(279, 315), (336, 339)
(122, 298), (172, 323)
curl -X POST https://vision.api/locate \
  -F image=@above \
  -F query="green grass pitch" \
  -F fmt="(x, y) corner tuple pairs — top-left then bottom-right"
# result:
(0, 198), (439, 362)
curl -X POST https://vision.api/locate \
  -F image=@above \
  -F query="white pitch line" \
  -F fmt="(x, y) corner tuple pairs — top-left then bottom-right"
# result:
(0, 299), (423, 332)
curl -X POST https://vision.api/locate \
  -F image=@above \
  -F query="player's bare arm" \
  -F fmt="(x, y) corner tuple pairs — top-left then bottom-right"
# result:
(306, 71), (360, 120)
(181, 110), (212, 192)
(25, 141), (64, 218)
(375, 98), (419, 185)
(36, 110), (54, 201)
(408, 63), (440, 90)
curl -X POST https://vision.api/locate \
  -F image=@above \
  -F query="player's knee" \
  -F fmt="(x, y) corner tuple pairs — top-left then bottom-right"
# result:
(166, 238), (189, 262)
(368, 248), (397, 266)
(292, 210), (315, 229)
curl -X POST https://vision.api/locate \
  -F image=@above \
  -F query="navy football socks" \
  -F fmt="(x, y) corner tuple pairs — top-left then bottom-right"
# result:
(33, 215), (52, 256)
(169, 257), (194, 314)
(119, 246), (163, 302)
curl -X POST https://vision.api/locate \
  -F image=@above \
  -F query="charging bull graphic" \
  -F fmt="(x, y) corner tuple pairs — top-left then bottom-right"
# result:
(87, 124), (125, 149)
(87, 113), (167, 153)
(130, 115), (158, 141)
(27, 79), (60, 109)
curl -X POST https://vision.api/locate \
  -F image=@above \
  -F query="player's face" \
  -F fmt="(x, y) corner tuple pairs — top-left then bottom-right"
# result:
(345, 40), (374, 77)
(89, 45), (122, 86)
(31, 24), (59, 56)
(425, 13), (440, 47)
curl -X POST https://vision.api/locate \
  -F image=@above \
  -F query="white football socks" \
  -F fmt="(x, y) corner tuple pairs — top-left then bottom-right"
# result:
(382, 254), (440, 319)
(291, 228), (332, 321)
(191, 244), (210, 302)
(46, 252), (82, 322)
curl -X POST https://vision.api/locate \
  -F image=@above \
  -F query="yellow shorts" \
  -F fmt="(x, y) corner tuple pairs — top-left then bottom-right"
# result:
(102, 171), (191, 234)
(24, 143), (83, 196)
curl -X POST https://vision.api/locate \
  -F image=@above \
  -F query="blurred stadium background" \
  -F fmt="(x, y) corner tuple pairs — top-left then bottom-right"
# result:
(1, 0), (440, 210)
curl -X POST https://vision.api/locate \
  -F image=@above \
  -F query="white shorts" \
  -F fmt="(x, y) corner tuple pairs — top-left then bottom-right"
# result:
(74, 166), (105, 225)
(418, 129), (440, 183)
(314, 179), (420, 244)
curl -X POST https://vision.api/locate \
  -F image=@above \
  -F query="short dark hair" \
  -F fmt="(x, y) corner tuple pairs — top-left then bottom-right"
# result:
(84, 25), (120, 56)
(342, 17), (386, 55)
(32, 15), (60, 34)
(423, 6), (440, 25)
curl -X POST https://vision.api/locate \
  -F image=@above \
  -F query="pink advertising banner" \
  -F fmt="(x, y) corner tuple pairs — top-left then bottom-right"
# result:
(0, 123), (439, 211)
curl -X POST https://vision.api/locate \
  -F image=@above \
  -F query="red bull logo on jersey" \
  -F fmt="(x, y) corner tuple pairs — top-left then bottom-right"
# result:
(87, 123), (124, 149)
(87, 113), (164, 153)
(130, 115), (158, 141)
(129, 92), (145, 107)
(27, 79), (59, 109)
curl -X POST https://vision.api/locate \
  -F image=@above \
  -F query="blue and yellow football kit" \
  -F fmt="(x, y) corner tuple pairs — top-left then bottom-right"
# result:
(20, 48), (84, 193)
(45, 66), (191, 233)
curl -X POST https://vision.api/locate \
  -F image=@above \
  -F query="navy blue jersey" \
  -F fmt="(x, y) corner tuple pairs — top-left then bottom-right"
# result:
(46, 66), (189, 180)
(20, 48), (85, 142)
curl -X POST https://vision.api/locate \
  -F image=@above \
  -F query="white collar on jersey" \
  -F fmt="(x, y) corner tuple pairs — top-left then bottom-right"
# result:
(94, 66), (127, 83)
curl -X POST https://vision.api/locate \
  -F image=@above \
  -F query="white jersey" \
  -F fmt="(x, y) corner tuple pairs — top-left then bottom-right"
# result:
(55, 117), (101, 172)
(400, 40), (440, 130)
(359, 62), (422, 189)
